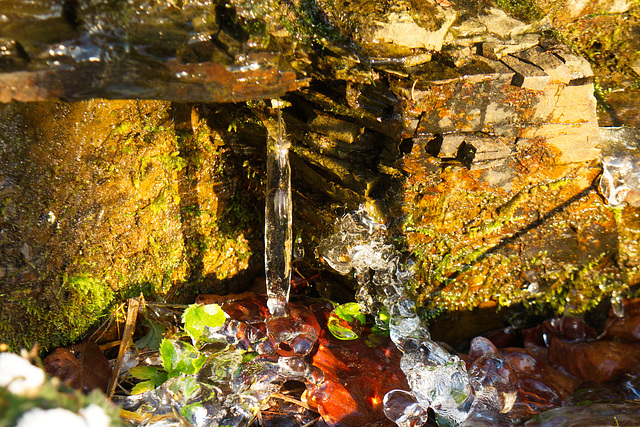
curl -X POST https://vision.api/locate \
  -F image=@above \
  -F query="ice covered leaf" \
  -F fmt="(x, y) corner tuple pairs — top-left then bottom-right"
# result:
(160, 339), (207, 377)
(182, 303), (226, 342)
(168, 376), (200, 399)
(334, 303), (366, 325)
(129, 365), (160, 380)
(129, 365), (167, 390)
(328, 302), (366, 340)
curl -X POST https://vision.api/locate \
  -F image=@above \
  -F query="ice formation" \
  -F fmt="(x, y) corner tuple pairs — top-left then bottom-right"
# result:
(264, 100), (293, 318)
(116, 303), (324, 427)
(318, 207), (518, 425)
(599, 126), (640, 208)
(0, 352), (45, 396)
(260, 100), (321, 358)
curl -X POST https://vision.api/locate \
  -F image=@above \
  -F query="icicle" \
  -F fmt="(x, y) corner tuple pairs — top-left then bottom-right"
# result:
(264, 99), (292, 318)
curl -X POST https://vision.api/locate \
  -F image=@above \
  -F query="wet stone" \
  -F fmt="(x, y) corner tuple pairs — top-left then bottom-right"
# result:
(513, 46), (572, 84)
(554, 49), (595, 80)
(461, 55), (516, 79)
(499, 55), (551, 91)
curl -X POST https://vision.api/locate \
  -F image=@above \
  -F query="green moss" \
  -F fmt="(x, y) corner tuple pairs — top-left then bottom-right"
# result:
(0, 275), (115, 352)
(494, 0), (544, 23)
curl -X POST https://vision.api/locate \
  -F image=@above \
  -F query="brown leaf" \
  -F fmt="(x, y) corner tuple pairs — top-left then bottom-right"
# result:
(603, 298), (640, 341)
(549, 338), (640, 383)
(44, 340), (111, 393)
(307, 331), (407, 427)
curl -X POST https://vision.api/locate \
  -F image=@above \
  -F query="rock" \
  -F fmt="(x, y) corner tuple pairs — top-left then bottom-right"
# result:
(447, 7), (534, 44)
(527, 403), (640, 427)
(599, 88), (640, 128)
(474, 34), (541, 60)
(0, 0), (635, 352)
(553, 49), (595, 80)
(0, 100), (265, 351)
(513, 46), (572, 84)
(307, 113), (365, 144)
(500, 55), (550, 91)
(367, 8), (457, 52)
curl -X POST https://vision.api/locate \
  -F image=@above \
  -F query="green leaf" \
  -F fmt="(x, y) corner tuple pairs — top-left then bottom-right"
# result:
(182, 303), (226, 342)
(168, 376), (200, 399)
(129, 365), (160, 380)
(334, 302), (366, 325)
(327, 302), (365, 340)
(160, 338), (207, 376)
(131, 380), (156, 395)
(135, 322), (166, 351)
(181, 402), (205, 421)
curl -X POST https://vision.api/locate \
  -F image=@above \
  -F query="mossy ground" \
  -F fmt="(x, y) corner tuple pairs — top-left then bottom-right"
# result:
(0, 100), (265, 352)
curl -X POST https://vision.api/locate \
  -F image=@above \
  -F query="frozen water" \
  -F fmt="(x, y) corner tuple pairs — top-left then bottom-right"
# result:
(401, 340), (471, 424)
(611, 293), (625, 318)
(383, 389), (431, 427)
(600, 127), (640, 208)
(119, 329), (322, 427)
(318, 208), (522, 426)
(318, 208), (476, 424)
(600, 155), (640, 207)
(0, 352), (45, 396)
(468, 353), (518, 413)
(264, 102), (293, 318)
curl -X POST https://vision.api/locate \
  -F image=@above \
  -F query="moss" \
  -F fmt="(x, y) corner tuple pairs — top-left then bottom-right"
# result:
(493, 0), (544, 23)
(399, 132), (619, 315)
(0, 100), (267, 352)
(0, 275), (115, 352)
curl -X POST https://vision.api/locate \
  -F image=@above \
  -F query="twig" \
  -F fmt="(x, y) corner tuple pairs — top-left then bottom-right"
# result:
(301, 417), (321, 427)
(88, 302), (126, 342)
(269, 392), (317, 412)
(107, 297), (140, 398)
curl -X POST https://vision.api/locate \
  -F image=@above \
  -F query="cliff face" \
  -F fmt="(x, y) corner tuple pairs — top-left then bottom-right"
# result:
(0, 0), (639, 350)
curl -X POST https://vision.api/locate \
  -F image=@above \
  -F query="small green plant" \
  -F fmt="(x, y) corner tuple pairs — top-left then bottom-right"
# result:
(181, 303), (226, 342)
(129, 303), (226, 395)
(129, 366), (168, 395)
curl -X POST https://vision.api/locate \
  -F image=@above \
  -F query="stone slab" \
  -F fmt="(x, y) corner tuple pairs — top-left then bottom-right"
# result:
(514, 46), (572, 84)
(500, 55), (551, 90)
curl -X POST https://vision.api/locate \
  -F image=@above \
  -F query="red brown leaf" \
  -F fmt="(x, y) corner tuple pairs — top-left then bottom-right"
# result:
(44, 340), (111, 393)
(548, 338), (640, 383)
(307, 331), (407, 427)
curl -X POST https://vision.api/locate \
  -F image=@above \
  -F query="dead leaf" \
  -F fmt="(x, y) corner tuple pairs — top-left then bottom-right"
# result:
(307, 331), (406, 427)
(44, 340), (111, 393)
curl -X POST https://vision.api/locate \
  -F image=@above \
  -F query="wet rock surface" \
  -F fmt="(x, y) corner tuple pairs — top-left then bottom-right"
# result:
(0, 1), (307, 102)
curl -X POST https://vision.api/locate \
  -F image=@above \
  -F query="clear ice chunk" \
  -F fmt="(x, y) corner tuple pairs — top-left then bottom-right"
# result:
(611, 293), (625, 318)
(599, 126), (640, 208)
(469, 353), (518, 413)
(400, 340), (471, 425)
(600, 155), (640, 207)
(383, 389), (431, 427)
(319, 207), (479, 425)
